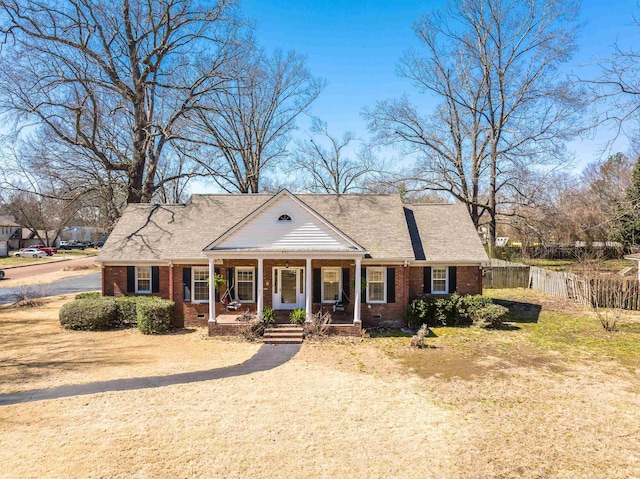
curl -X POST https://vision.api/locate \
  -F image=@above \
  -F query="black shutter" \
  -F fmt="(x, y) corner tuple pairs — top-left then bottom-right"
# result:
(214, 267), (220, 302)
(313, 268), (321, 303)
(151, 266), (160, 293)
(423, 266), (432, 294)
(386, 267), (395, 303)
(126, 266), (135, 293)
(448, 266), (457, 293)
(342, 267), (350, 304)
(183, 267), (191, 302)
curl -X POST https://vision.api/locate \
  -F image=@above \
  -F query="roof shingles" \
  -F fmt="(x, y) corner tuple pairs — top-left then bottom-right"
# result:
(97, 192), (486, 264)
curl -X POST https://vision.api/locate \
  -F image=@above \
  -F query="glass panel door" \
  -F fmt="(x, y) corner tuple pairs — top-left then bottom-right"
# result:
(280, 269), (297, 304)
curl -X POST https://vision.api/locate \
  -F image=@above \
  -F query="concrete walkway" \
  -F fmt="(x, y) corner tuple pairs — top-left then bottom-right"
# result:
(0, 343), (301, 406)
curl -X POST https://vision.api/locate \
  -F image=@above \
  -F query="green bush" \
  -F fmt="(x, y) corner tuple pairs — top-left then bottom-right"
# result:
(60, 298), (118, 331)
(262, 306), (276, 326)
(472, 304), (509, 329)
(75, 291), (101, 300)
(406, 294), (506, 329)
(289, 308), (306, 325)
(136, 298), (175, 334)
(115, 296), (141, 326)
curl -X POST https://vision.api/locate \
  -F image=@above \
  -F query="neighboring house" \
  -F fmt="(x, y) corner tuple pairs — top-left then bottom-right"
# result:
(97, 190), (488, 335)
(21, 229), (61, 249)
(0, 216), (20, 257)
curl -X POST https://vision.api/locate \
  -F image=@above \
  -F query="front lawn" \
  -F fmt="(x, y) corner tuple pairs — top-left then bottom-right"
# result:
(0, 255), (66, 269)
(0, 291), (639, 478)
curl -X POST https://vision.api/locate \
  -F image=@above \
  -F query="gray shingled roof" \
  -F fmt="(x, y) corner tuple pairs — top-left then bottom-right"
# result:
(97, 193), (485, 263)
(404, 203), (488, 263)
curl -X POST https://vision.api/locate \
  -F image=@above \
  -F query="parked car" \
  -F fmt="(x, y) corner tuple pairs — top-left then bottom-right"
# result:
(19, 244), (57, 256)
(0, 269), (4, 280)
(59, 241), (86, 250)
(14, 248), (48, 258)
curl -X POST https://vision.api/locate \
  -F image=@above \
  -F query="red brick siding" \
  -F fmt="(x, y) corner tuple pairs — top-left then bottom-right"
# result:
(408, 265), (483, 298)
(456, 266), (483, 295)
(102, 265), (170, 299)
(103, 260), (426, 331)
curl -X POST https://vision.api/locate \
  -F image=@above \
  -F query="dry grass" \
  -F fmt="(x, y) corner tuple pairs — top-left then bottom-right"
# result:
(0, 255), (65, 268)
(0, 292), (639, 478)
(0, 295), (259, 394)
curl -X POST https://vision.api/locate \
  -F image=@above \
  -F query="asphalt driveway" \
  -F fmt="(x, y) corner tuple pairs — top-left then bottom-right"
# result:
(0, 273), (101, 305)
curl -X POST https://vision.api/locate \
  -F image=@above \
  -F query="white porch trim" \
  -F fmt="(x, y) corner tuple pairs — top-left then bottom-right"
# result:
(305, 258), (312, 322)
(208, 257), (215, 324)
(354, 257), (362, 324)
(257, 258), (264, 317)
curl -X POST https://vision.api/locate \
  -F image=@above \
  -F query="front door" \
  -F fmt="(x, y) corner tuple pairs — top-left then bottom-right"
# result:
(273, 267), (305, 310)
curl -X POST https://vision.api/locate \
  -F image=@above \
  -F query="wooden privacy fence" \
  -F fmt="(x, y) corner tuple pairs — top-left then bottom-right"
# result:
(483, 259), (530, 289)
(485, 262), (640, 311)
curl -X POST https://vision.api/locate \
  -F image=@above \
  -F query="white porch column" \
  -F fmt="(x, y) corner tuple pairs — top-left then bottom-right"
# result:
(354, 257), (362, 324)
(208, 257), (216, 323)
(305, 258), (312, 322)
(257, 258), (264, 317)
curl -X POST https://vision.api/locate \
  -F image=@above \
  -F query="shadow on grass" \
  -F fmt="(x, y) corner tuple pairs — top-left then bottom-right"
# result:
(493, 299), (542, 324)
(367, 328), (440, 338)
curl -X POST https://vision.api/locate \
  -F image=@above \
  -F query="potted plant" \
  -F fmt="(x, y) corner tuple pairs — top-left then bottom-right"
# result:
(289, 308), (306, 325)
(262, 306), (276, 326)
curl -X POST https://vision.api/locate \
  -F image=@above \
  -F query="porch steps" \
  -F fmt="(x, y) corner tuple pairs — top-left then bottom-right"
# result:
(263, 325), (304, 344)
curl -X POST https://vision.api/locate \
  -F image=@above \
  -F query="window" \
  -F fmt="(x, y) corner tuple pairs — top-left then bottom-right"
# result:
(236, 267), (255, 302)
(321, 267), (341, 303)
(278, 214), (292, 222)
(193, 267), (209, 303)
(432, 267), (448, 294)
(367, 267), (386, 303)
(136, 266), (151, 294)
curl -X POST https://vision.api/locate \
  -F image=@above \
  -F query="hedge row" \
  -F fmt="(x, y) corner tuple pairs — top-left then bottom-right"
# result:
(60, 295), (175, 334)
(405, 293), (508, 329)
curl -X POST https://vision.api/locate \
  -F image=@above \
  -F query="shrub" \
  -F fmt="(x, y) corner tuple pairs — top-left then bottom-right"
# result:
(235, 310), (265, 340)
(136, 298), (174, 334)
(261, 306), (276, 326)
(75, 291), (101, 300)
(405, 297), (439, 329)
(472, 304), (509, 329)
(115, 296), (141, 326)
(305, 309), (332, 338)
(60, 298), (118, 331)
(410, 324), (431, 348)
(289, 308), (306, 325)
(13, 284), (50, 307)
(405, 294), (505, 328)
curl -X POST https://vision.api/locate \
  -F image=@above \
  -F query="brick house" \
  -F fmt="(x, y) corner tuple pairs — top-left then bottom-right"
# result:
(96, 190), (488, 335)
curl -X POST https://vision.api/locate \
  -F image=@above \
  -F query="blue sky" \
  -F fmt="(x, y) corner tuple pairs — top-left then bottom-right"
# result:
(240, 0), (640, 165)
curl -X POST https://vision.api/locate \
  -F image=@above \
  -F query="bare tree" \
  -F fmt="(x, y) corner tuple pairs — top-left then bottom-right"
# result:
(365, 0), (584, 246)
(289, 119), (383, 194)
(191, 48), (324, 193)
(5, 190), (78, 247)
(0, 0), (244, 204)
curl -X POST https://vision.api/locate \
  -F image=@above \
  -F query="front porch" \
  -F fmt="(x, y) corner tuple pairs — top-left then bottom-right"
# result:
(205, 255), (365, 328)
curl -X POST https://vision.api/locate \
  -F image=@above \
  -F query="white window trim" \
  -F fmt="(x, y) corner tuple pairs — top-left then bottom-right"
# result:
(366, 267), (387, 304)
(135, 266), (152, 294)
(192, 266), (210, 303)
(235, 266), (255, 303)
(431, 267), (449, 295)
(321, 267), (342, 304)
